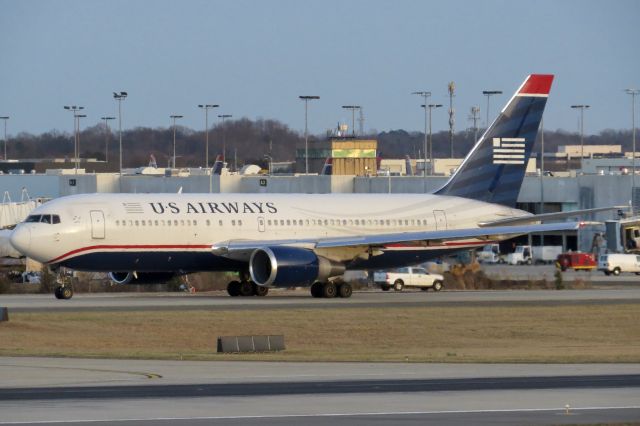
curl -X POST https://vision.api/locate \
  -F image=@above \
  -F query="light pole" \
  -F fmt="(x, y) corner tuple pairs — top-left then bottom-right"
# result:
(626, 89), (639, 211)
(412, 92), (431, 176)
(469, 106), (481, 144)
(75, 114), (86, 172)
(341, 105), (361, 137)
(100, 116), (115, 163)
(482, 90), (502, 129)
(0, 116), (8, 161)
(63, 106), (84, 174)
(299, 96), (320, 174)
(422, 104), (443, 176)
(571, 104), (590, 172)
(217, 114), (232, 167)
(113, 92), (127, 176)
(198, 104), (219, 168)
(170, 115), (183, 168)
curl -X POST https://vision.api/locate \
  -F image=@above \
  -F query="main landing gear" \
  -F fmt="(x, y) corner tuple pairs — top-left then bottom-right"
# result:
(227, 280), (269, 297)
(310, 281), (352, 298)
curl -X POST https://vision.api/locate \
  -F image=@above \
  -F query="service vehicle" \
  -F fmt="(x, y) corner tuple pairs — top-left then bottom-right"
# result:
(506, 245), (562, 265)
(555, 252), (596, 271)
(477, 244), (502, 263)
(373, 267), (444, 292)
(597, 253), (640, 276)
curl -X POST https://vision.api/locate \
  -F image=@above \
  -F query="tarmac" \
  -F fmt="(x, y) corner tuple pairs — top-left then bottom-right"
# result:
(0, 357), (639, 425)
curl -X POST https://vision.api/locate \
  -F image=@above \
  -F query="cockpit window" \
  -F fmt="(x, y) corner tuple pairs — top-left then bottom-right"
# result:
(24, 214), (61, 224)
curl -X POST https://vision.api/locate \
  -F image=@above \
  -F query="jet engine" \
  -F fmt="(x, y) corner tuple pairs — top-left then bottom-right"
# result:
(249, 246), (344, 287)
(108, 272), (177, 285)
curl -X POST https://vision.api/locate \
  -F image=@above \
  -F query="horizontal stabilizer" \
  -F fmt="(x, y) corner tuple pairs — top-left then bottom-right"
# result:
(478, 206), (627, 227)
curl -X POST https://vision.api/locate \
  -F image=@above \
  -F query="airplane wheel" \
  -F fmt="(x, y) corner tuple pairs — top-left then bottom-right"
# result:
(54, 286), (63, 299)
(322, 282), (337, 298)
(227, 281), (241, 297)
(310, 282), (323, 298)
(60, 286), (73, 300)
(239, 281), (254, 297)
(253, 283), (269, 297)
(337, 283), (352, 298)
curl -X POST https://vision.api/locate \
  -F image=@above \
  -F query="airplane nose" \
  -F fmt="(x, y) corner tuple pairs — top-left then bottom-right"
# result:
(10, 226), (31, 256)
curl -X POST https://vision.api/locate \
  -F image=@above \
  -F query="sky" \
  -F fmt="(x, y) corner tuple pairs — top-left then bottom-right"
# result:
(1, 0), (639, 137)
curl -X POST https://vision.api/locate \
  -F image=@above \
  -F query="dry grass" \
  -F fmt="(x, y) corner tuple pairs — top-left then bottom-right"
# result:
(0, 305), (639, 363)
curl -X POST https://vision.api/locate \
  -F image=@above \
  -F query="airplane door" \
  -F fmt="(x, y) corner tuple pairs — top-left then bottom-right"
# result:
(90, 210), (105, 239)
(433, 210), (447, 230)
(257, 216), (265, 232)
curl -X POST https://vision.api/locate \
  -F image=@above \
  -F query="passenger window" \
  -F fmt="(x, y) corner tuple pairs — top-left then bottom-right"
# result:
(305, 220), (310, 225)
(206, 220), (210, 226)
(219, 220), (223, 226)
(155, 220), (159, 226)
(232, 220), (236, 226)
(174, 220), (178, 226)
(193, 220), (197, 226)
(268, 220), (272, 226)
(167, 221), (171, 227)
(280, 220), (285, 226)
(238, 220), (242, 226)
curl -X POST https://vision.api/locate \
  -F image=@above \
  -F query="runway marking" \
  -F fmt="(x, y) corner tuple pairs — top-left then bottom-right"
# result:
(1, 405), (639, 424)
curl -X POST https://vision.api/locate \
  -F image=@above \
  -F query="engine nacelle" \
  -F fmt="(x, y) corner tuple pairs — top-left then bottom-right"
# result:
(108, 272), (177, 285)
(249, 246), (345, 287)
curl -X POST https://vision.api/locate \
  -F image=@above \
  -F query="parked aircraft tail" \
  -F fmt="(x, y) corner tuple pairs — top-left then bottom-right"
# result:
(435, 74), (553, 207)
(404, 155), (413, 176)
(321, 157), (333, 175)
(212, 155), (224, 175)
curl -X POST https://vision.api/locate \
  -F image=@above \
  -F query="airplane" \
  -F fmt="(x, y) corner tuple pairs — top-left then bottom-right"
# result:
(11, 74), (593, 300)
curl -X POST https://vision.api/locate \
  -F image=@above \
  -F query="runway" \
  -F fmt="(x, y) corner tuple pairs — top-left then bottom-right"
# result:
(0, 358), (639, 425)
(2, 288), (640, 313)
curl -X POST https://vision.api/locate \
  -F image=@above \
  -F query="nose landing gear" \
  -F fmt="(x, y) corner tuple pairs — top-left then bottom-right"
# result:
(53, 269), (73, 300)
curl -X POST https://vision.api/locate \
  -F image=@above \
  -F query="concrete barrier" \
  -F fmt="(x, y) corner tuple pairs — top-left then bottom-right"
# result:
(217, 335), (285, 353)
(0, 307), (8, 322)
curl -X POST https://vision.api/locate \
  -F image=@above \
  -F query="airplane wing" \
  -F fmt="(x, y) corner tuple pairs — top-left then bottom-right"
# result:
(212, 221), (582, 260)
(477, 206), (626, 227)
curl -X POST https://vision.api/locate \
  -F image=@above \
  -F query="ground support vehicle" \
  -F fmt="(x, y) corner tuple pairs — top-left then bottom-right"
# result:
(373, 267), (444, 292)
(597, 254), (640, 276)
(556, 252), (596, 271)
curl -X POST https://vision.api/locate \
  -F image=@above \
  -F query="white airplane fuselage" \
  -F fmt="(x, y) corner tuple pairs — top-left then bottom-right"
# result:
(11, 192), (529, 272)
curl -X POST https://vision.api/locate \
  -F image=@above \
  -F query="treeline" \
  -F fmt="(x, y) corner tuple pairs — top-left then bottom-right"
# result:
(6, 119), (635, 171)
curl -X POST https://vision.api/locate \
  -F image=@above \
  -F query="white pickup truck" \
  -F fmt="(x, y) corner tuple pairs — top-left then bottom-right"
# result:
(373, 267), (444, 292)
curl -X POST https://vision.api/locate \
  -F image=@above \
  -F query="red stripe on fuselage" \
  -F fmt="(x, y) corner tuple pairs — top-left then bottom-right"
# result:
(48, 244), (212, 264)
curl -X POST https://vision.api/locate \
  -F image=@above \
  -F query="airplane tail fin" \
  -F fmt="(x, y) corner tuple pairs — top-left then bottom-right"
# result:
(320, 157), (333, 175)
(404, 155), (413, 176)
(435, 74), (553, 207)
(212, 155), (224, 175)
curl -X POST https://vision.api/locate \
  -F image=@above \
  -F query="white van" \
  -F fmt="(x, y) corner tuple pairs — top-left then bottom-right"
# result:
(597, 254), (640, 276)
